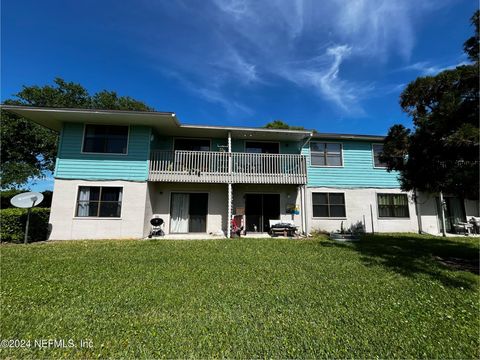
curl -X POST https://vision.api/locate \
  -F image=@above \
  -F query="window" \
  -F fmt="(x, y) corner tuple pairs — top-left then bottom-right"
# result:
(373, 144), (387, 168)
(83, 125), (128, 154)
(312, 192), (346, 217)
(310, 142), (343, 166)
(76, 187), (122, 217)
(377, 194), (409, 218)
(174, 139), (210, 151)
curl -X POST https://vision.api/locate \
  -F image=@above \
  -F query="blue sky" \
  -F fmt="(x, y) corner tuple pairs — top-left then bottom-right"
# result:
(1, 0), (476, 191)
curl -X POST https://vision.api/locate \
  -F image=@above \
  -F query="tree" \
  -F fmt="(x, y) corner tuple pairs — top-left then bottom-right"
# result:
(1, 78), (153, 188)
(381, 10), (479, 200)
(264, 120), (316, 132)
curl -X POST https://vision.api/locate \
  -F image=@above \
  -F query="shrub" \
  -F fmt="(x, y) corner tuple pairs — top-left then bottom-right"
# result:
(0, 189), (23, 209)
(0, 208), (50, 243)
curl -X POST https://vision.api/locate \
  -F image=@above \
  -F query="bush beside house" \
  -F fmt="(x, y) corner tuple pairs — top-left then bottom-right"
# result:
(0, 208), (50, 243)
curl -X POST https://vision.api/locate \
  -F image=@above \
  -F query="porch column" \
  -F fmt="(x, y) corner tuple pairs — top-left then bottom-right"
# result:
(227, 131), (232, 238)
(439, 192), (447, 237)
(227, 183), (232, 238)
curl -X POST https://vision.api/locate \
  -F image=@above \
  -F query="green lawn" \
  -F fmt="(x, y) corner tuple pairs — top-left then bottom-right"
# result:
(1, 234), (479, 358)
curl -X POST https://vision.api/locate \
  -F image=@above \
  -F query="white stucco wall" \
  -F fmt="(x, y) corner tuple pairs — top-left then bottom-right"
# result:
(147, 182), (228, 235)
(143, 182), (155, 236)
(49, 179), (149, 240)
(306, 187), (419, 233)
(416, 193), (441, 235)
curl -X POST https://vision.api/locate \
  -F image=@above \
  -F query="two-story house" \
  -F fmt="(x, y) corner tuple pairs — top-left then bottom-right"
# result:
(3, 105), (479, 239)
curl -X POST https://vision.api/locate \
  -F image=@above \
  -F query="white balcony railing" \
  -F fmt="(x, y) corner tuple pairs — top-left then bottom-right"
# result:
(149, 150), (307, 184)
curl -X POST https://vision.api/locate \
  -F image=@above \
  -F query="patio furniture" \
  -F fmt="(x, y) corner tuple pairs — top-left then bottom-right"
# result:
(469, 217), (480, 234)
(454, 221), (474, 235)
(269, 220), (297, 237)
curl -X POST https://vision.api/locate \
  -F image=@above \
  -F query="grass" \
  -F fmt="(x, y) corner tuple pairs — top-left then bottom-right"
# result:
(0, 234), (479, 358)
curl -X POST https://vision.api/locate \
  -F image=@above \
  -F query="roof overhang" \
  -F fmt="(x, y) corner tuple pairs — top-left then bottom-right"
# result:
(312, 132), (385, 142)
(0, 105), (179, 133)
(1, 105), (313, 141)
(178, 124), (312, 141)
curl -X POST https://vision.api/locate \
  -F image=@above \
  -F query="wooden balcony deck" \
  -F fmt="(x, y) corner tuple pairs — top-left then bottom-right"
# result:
(148, 150), (307, 184)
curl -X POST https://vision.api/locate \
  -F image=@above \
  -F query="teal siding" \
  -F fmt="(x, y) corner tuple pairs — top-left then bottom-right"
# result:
(55, 122), (151, 181)
(304, 140), (401, 188)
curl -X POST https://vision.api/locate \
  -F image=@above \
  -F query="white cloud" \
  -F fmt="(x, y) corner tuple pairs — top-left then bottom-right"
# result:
(279, 45), (371, 114)
(318, 46), (358, 111)
(335, 0), (416, 60)
(159, 69), (253, 115)
(210, 46), (259, 84)
(213, 0), (250, 18)
(137, 0), (444, 115)
(195, 87), (254, 115)
(401, 60), (470, 75)
(386, 83), (407, 94)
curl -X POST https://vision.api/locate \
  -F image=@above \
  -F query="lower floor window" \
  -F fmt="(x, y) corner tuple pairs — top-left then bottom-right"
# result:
(377, 193), (409, 218)
(76, 186), (123, 217)
(312, 192), (346, 217)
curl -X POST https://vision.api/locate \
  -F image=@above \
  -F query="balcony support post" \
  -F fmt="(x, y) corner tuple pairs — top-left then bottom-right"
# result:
(227, 183), (232, 238)
(227, 131), (232, 238)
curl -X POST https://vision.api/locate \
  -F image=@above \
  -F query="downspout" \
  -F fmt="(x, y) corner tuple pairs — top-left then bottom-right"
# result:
(439, 191), (447, 237)
(413, 189), (423, 234)
(227, 131), (232, 239)
(300, 132), (314, 150)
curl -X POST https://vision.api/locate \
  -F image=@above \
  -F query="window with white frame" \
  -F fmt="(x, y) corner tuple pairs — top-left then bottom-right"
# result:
(372, 144), (387, 168)
(312, 192), (346, 217)
(377, 193), (409, 218)
(310, 142), (343, 166)
(76, 186), (123, 217)
(83, 125), (128, 154)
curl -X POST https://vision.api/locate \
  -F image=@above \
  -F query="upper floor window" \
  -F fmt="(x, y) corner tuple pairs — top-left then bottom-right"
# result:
(83, 125), (128, 154)
(174, 138), (210, 151)
(310, 142), (343, 166)
(76, 186), (123, 217)
(372, 144), (387, 168)
(312, 192), (346, 217)
(377, 193), (409, 218)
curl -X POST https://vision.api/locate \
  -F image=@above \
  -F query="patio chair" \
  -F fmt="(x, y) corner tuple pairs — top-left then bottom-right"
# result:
(453, 221), (474, 235)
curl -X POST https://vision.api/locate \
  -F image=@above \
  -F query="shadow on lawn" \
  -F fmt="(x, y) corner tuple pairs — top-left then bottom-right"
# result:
(321, 234), (479, 289)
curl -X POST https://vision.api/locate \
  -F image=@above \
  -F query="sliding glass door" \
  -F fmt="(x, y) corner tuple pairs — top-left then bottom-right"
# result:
(245, 194), (280, 232)
(170, 193), (208, 233)
(445, 197), (466, 233)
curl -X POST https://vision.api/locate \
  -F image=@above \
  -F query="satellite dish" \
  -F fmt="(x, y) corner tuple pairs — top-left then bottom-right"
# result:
(10, 192), (44, 208)
(10, 192), (44, 244)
